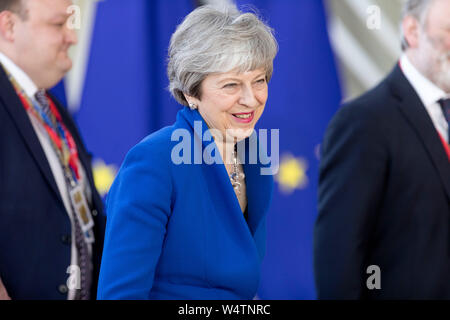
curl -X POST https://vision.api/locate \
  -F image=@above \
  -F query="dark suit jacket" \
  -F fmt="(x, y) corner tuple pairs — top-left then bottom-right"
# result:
(314, 64), (450, 299)
(0, 65), (106, 300)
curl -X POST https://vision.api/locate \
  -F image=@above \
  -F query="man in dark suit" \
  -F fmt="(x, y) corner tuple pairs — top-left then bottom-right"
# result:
(314, 0), (450, 299)
(0, 0), (105, 299)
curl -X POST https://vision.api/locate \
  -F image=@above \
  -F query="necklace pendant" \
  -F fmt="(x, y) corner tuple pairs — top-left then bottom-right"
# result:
(232, 181), (241, 194)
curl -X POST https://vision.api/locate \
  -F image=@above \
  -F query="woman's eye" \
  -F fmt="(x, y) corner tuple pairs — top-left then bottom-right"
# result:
(254, 79), (266, 87)
(223, 83), (238, 88)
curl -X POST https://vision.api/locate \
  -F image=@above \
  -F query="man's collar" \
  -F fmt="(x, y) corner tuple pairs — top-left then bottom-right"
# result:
(400, 54), (449, 108)
(0, 51), (39, 98)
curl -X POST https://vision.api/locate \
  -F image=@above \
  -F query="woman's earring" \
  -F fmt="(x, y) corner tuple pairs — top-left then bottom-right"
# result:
(188, 102), (197, 110)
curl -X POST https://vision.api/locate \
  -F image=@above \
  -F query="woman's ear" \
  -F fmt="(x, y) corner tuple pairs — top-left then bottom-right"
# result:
(184, 94), (199, 110)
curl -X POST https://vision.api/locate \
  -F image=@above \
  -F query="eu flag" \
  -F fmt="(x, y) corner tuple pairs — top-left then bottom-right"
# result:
(68, 0), (341, 299)
(235, 0), (342, 299)
(74, 0), (194, 197)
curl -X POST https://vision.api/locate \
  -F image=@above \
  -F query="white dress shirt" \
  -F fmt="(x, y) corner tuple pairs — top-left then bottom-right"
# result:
(400, 54), (450, 144)
(0, 51), (92, 300)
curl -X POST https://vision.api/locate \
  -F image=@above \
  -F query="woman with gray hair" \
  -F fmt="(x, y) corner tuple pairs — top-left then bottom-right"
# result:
(97, 4), (278, 300)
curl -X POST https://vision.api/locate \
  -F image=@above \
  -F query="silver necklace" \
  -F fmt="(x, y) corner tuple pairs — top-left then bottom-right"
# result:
(230, 145), (245, 194)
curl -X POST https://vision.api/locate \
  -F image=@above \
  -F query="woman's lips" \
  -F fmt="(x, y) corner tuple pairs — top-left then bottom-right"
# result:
(231, 111), (255, 123)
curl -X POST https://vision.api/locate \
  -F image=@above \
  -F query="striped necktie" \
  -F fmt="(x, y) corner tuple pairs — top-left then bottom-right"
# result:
(34, 90), (58, 129)
(34, 89), (91, 300)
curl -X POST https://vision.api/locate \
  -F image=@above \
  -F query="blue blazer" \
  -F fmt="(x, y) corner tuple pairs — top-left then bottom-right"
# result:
(97, 107), (274, 299)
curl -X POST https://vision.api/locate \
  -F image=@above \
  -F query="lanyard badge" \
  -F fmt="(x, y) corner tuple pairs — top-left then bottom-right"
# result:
(69, 184), (95, 244)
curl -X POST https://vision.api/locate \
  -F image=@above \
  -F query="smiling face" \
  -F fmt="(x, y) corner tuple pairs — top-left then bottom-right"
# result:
(11, 0), (77, 88)
(187, 68), (268, 142)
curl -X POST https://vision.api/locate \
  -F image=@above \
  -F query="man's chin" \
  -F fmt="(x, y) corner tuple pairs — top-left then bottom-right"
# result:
(436, 78), (450, 93)
(62, 61), (73, 73)
(435, 59), (450, 93)
(40, 71), (68, 89)
(58, 55), (73, 72)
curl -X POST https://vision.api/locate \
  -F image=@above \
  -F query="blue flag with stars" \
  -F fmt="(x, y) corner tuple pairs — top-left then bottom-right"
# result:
(64, 0), (341, 299)
(73, 0), (194, 197)
(235, 0), (342, 299)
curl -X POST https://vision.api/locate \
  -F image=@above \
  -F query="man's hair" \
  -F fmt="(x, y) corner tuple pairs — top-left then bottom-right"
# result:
(0, 0), (27, 19)
(400, 0), (435, 51)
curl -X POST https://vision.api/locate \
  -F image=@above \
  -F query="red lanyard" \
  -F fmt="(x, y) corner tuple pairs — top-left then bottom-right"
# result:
(437, 132), (450, 161)
(17, 89), (81, 181)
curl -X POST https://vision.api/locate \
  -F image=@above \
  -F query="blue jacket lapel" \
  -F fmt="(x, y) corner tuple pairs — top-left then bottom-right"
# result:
(243, 152), (273, 236)
(178, 108), (273, 237)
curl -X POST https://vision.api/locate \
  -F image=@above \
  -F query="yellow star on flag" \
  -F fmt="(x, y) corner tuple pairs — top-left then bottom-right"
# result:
(92, 159), (117, 197)
(275, 154), (308, 194)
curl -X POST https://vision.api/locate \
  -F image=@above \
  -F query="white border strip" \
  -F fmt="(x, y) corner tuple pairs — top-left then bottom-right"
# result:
(329, 16), (385, 89)
(66, 0), (102, 113)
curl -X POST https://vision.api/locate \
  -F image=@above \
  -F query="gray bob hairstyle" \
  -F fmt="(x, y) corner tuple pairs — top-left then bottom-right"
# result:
(167, 4), (278, 106)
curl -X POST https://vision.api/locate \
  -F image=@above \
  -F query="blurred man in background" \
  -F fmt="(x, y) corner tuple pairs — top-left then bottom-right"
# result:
(0, 0), (105, 299)
(315, 0), (450, 299)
